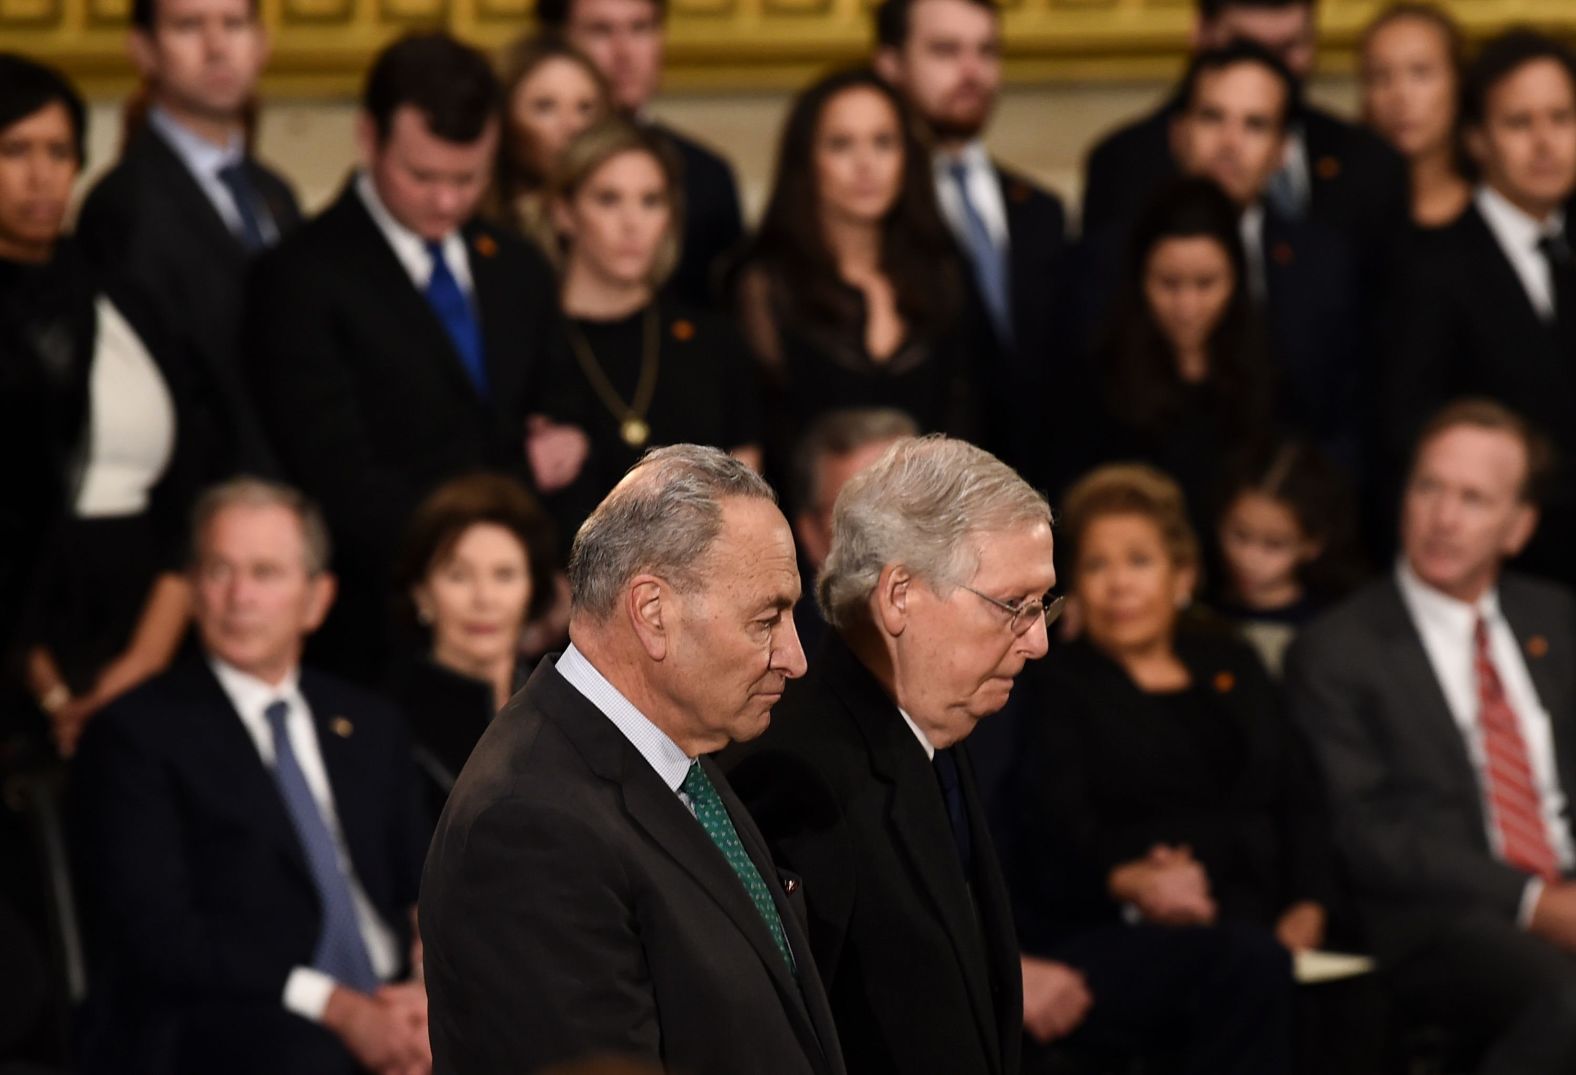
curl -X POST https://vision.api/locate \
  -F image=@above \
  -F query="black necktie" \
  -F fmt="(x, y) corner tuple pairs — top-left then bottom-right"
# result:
(1537, 232), (1576, 333)
(217, 162), (269, 252)
(933, 747), (973, 875)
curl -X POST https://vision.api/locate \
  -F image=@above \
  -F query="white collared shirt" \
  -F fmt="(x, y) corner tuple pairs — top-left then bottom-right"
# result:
(898, 706), (936, 762)
(208, 657), (401, 1020)
(555, 644), (696, 809)
(1394, 562), (1576, 925)
(355, 171), (474, 297)
(1278, 127), (1311, 215)
(934, 141), (1009, 254)
(1239, 202), (1268, 302)
(148, 106), (277, 245)
(1476, 184), (1567, 322)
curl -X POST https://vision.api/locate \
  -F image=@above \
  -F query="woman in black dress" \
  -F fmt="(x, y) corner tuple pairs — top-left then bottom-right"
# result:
(538, 117), (762, 513)
(1084, 178), (1278, 546)
(733, 67), (976, 478)
(392, 472), (557, 820)
(0, 55), (195, 756)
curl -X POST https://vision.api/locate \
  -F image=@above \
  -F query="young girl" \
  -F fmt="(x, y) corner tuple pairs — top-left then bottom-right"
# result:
(1212, 442), (1363, 675)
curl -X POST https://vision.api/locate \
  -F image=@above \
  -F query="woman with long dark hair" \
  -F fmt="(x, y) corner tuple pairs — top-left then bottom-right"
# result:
(734, 67), (975, 479)
(1089, 177), (1278, 544)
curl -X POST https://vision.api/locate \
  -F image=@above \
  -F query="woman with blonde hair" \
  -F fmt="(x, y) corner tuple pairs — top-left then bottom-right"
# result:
(540, 118), (762, 508)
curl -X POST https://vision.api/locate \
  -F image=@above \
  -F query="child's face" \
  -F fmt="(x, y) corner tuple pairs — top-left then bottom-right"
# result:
(1218, 492), (1316, 599)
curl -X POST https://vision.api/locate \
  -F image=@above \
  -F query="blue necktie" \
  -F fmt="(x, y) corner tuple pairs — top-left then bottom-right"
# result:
(263, 700), (380, 993)
(216, 162), (269, 253)
(423, 239), (489, 399)
(949, 161), (1012, 348)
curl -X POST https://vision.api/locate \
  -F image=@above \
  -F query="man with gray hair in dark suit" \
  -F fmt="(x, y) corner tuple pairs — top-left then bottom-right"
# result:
(1288, 398), (1576, 1073)
(420, 445), (845, 1075)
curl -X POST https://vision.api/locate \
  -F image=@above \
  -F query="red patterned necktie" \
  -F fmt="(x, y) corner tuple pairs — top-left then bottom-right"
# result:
(1474, 617), (1561, 880)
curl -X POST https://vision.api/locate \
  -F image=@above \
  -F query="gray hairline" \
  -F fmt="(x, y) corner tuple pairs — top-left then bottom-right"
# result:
(189, 476), (333, 576)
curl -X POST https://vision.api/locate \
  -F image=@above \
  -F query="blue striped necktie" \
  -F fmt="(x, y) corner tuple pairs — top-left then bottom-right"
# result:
(263, 700), (379, 992)
(949, 160), (1013, 347)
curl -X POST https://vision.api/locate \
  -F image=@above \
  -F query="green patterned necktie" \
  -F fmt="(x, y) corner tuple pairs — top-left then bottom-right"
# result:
(681, 760), (795, 973)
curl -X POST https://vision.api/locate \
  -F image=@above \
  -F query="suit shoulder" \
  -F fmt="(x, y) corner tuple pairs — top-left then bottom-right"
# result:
(1502, 571), (1576, 618)
(1086, 107), (1168, 167)
(301, 667), (405, 727)
(655, 124), (738, 182)
(1289, 580), (1396, 665)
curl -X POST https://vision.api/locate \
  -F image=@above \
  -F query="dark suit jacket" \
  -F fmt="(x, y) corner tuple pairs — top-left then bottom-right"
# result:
(75, 125), (302, 478)
(1284, 573), (1576, 956)
(1081, 102), (1408, 246)
(68, 656), (425, 1074)
(997, 631), (1336, 952)
(243, 181), (582, 674)
(725, 635), (1024, 1075)
(652, 122), (745, 309)
(419, 655), (846, 1075)
(1381, 205), (1576, 584)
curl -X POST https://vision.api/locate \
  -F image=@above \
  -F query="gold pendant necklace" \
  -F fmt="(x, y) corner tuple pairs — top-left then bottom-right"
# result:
(567, 303), (661, 450)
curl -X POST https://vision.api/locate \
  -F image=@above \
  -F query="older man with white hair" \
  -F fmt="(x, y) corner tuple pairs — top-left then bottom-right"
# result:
(727, 435), (1056, 1075)
(421, 445), (846, 1075)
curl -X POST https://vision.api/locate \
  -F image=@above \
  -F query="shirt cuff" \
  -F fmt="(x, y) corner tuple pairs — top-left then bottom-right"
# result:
(1519, 877), (1546, 930)
(283, 966), (338, 1022)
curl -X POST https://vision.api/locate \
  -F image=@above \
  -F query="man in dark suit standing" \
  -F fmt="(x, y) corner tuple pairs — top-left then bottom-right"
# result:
(244, 32), (588, 680)
(421, 445), (844, 1075)
(872, 0), (1067, 487)
(726, 437), (1051, 1075)
(1383, 31), (1576, 588)
(75, 0), (300, 479)
(1288, 401), (1576, 1073)
(537, 0), (745, 308)
(69, 478), (430, 1075)
(1081, 0), (1406, 250)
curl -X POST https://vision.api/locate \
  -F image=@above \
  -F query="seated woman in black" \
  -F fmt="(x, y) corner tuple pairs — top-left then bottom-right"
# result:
(1083, 178), (1277, 542)
(391, 472), (556, 820)
(0, 55), (194, 757)
(1004, 463), (1384, 1074)
(733, 67), (975, 477)
(538, 117), (761, 513)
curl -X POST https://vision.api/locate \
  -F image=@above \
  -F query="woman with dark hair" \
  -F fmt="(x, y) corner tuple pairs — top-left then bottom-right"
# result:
(1089, 177), (1277, 546)
(391, 472), (556, 817)
(735, 67), (976, 474)
(0, 54), (195, 757)
(486, 33), (611, 238)
(537, 117), (762, 523)
(1360, 3), (1472, 228)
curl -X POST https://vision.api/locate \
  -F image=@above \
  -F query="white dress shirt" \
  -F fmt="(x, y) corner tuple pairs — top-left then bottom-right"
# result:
(355, 171), (474, 297)
(933, 141), (1009, 254)
(898, 706), (936, 761)
(1476, 184), (1567, 322)
(74, 297), (176, 518)
(1395, 561), (1576, 925)
(148, 106), (277, 245)
(1239, 202), (1268, 303)
(1277, 128), (1312, 216)
(555, 644), (697, 812)
(208, 658), (401, 1021)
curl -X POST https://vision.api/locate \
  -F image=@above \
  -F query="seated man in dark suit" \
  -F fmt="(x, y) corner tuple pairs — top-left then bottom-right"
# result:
(69, 478), (429, 1075)
(726, 437), (1051, 1075)
(74, 0), (300, 478)
(421, 446), (845, 1075)
(1287, 400), (1576, 1073)
(872, 0), (1070, 487)
(1081, 0), (1406, 254)
(245, 32), (588, 680)
(537, 0), (744, 308)
(1383, 31), (1576, 588)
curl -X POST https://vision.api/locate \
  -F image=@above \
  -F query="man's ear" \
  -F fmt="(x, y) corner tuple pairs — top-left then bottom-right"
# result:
(874, 563), (912, 638)
(626, 576), (668, 660)
(873, 46), (903, 86)
(304, 573), (338, 634)
(1463, 124), (1489, 171)
(128, 30), (158, 81)
(1504, 503), (1540, 559)
(354, 111), (379, 171)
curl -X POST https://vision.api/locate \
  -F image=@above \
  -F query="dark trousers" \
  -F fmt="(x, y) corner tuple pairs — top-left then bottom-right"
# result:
(1387, 909), (1576, 1075)
(1024, 921), (1295, 1075)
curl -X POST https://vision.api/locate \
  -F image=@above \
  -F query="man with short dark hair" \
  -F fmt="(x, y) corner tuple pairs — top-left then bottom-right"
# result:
(75, 0), (300, 478)
(538, 0), (744, 308)
(1081, 0), (1406, 254)
(70, 478), (429, 1075)
(1288, 399), (1576, 1073)
(244, 32), (588, 681)
(873, 0), (1067, 485)
(1383, 29), (1576, 588)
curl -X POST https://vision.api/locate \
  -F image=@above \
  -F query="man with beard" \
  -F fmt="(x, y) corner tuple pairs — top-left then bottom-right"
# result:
(874, 0), (1069, 488)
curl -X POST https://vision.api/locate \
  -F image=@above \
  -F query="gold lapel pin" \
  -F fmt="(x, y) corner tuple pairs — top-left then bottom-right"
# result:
(1213, 671), (1236, 693)
(1316, 155), (1341, 180)
(672, 318), (695, 342)
(330, 716), (354, 738)
(473, 234), (497, 258)
(1528, 635), (1550, 659)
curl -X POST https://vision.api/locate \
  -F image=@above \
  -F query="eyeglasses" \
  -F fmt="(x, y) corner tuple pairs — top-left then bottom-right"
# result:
(962, 587), (1066, 636)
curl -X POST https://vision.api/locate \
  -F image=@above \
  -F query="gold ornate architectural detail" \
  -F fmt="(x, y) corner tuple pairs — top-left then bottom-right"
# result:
(9, 0), (1576, 96)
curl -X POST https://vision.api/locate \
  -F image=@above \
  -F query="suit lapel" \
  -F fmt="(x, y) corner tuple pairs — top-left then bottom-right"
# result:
(1500, 582), (1576, 803)
(1462, 207), (1553, 338)
(140, 128), (247, 266)
(832, 647), (1003, 1073)
(300, 670), (381, 908)
(462, 223), (522, 410)
(955, 739), (1021, 1072)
